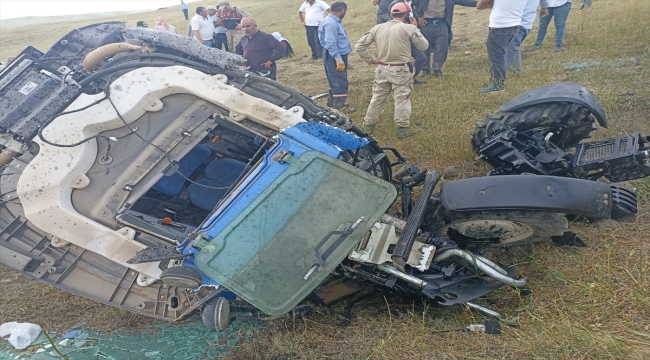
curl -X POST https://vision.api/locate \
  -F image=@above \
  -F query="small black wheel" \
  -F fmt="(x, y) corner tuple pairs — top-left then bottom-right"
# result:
(160, 266), (203, 288)
(202, 297), (230, 332)
(446, 210), (568, 248)
(471, 102), (597, 152)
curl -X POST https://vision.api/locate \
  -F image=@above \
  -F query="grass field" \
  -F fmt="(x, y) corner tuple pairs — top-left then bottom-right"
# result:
(1, 0), (649, 359)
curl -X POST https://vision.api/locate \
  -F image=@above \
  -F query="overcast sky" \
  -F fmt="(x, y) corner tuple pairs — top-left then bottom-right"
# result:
(0, 0), (202, 20)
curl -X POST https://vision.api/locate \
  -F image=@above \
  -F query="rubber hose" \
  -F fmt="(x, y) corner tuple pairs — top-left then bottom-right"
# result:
(82, 43), (156, 73)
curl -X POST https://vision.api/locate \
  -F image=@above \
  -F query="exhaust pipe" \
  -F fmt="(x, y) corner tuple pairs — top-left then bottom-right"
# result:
(433, 249), (528, 288)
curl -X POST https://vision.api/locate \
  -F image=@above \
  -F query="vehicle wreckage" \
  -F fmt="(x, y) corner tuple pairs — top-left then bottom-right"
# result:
(1, 22), (648, 331)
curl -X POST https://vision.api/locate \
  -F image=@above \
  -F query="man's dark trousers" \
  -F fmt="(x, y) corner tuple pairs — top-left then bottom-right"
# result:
(411, 44), (427, 78)
(183, 9), (189, 20)
(419, 18), (449, 74)
(214, 33), (229, 52)
(306, 26), (323, 59)
(486, 26), (518, 86)
(323, 51), (348, 108)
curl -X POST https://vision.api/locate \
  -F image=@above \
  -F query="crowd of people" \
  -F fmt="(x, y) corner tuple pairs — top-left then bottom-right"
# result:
(131, 0), (595, 139)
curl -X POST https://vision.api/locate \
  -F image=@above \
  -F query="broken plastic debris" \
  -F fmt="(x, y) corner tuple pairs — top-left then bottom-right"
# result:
(0, 322), (42, 349)
(226, 336), (240, 347)
(61, 329), (83, 339)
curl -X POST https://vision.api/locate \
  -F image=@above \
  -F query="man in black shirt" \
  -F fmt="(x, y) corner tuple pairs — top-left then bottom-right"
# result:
(235, 17), (287, 80)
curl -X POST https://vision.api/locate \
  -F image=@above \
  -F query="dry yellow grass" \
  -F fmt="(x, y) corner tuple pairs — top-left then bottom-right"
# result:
(1, 0), (649, 358)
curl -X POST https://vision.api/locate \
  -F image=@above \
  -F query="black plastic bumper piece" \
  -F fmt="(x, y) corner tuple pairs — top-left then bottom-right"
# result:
(440, 175), (613, 219)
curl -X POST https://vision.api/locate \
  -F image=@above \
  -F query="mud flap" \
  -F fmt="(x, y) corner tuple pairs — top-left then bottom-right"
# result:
(440, 175), (613, 219)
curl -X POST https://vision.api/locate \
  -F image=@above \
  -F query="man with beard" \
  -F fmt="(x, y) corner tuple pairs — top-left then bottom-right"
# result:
(235, 17), (287, 80)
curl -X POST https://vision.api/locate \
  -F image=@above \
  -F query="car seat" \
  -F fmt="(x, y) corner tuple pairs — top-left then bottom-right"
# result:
(152, 144), (212, 195)
(187, 158), (251, 211)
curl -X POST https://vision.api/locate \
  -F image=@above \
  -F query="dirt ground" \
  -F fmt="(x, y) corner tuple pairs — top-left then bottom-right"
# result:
(1, 0), (649, 359)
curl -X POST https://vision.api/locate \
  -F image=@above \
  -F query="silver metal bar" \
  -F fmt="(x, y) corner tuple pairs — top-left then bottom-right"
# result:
(377, 264), (427, 289)
(544, 132), (554, 151)
(432, 249), (528, 288)
(310, 92), (329, 100)
(379, 214), (407, 231)
(465, 301), (503, 319)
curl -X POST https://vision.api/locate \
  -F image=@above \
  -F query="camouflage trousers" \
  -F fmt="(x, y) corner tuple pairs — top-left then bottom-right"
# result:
(363, 65), (414, 128)
(226, 29), (244, 53)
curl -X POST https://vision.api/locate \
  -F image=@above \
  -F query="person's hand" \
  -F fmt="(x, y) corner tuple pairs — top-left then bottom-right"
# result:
(261, 60), (273, 69)
(335, 58), (346, 71)
(301, 21), (306, 26)
(540, 8), (549, 16)
(409, 17), (417, 26)
(372, 59), (381, 65)
(236, 24), (242, 30)
(417, 18), (427, 27)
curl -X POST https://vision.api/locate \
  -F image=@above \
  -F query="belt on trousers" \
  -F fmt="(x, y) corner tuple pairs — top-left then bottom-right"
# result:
(377, 62), (408, 66)
(489, 25), (520, 30)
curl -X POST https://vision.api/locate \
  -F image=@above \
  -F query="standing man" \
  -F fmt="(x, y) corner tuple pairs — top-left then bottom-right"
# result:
(477, 0), (526, 93)
(299, 0), (330, 60)
(506, 0), (548, 73)
(219, 1), (250, 53)
(319, 2), (353, 111)
(191, 6), (216, 47)
(181, 1), (189, 20)
(208, 6), (228, 51)
(530, 0), (573, 52)
(235, 18), (287, 80)
(356, 3), (429, 139)
(413, 0), (478, 76)
(386, 0), (428, 84)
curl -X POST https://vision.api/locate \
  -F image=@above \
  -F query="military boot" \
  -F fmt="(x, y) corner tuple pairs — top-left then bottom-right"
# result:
(396, 127), (418, 139)
(362, 124), (375, 135)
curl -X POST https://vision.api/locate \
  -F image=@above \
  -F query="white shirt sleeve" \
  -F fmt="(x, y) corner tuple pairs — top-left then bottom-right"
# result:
(299, 3), (307, 12)
(321, 2), (330, 11)
(190, 17), (200, 31)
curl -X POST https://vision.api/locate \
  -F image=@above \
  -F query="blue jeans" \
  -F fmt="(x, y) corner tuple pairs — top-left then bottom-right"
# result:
(203, 39), (213, 48)
(214, 33), (228, 51)
(582, 0), (592, 6)
(323, 52), (349, 108)
(535, 1), (572, 47)
(506, 27), (530, 72)
(182, 9), (188, 20)
(487, 26), (518, 86)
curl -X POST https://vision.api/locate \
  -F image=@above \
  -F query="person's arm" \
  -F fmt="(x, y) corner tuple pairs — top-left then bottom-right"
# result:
(321, 22), (341, 59)
(190, 19), (204, 43)
(355, 31), (377, 64)
(371, 0), (380, 5)
(299, 11), (306, 25)
(267, 35), (287, 63)
(237, 8), (250, 18)
(192, 30), (203, 43)
(476, 0), (493, 10)
(235, 40), (244, 56)
(539, 0), (549, 16)
(410, 27), (429, 51)
(454, 0), (478, 7)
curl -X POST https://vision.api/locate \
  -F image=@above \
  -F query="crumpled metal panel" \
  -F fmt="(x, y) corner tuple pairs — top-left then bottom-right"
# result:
(122, 28), (246, 69)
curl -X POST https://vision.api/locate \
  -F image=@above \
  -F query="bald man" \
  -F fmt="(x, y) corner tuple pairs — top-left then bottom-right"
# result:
(235, 17), (287, 80)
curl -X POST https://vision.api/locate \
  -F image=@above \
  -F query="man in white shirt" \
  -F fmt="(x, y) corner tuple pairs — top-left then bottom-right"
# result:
(191, 6), (216, 47)
(477, 0), (526, 93)
(506, 0), (548, 72)
(298, 0), (330, 60)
